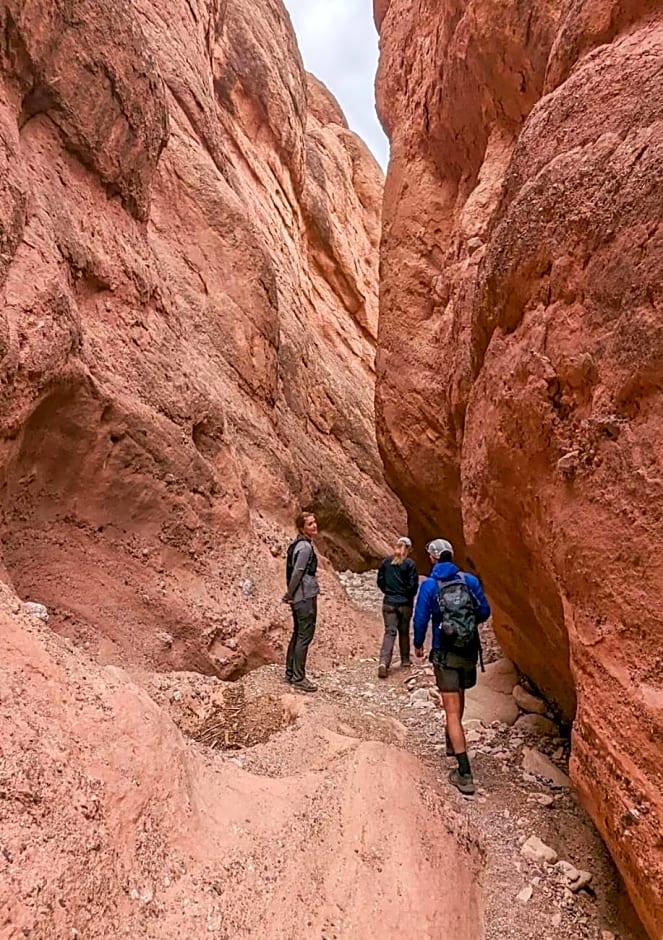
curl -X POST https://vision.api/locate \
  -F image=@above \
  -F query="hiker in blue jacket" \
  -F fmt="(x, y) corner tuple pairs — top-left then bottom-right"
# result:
(413, 538), (490, 796)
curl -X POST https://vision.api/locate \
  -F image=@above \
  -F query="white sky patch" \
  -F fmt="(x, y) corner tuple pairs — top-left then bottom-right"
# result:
(283, 0), (389, 169)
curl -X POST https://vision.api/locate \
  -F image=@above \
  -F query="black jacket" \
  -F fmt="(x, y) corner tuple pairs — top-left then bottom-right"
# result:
(377, 556), (419, 605)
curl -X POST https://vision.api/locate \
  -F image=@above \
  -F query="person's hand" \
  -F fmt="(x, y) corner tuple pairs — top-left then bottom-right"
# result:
(282, 593), (293, 605)
(414, 646), (424, 660)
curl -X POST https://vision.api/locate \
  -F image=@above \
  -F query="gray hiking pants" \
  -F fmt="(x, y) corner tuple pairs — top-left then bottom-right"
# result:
(286, 597), (318, 682)
(379, 603), (412, 667)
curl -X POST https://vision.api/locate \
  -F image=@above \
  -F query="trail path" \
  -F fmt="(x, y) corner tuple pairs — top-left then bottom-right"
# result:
(147, 572), (646, 940)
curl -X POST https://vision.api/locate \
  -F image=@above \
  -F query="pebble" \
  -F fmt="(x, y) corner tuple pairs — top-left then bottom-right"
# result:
(23, 601), (49, 622)
(569, 870), (593, 893)
(516, 884), (533, 903)
(521, 835), (558, 865)
(522, 747), (571, 788)
(555, 860), (581, 882)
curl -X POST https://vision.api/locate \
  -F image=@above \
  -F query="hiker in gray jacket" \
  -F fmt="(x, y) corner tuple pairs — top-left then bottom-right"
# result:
(283, 511), (320, 692)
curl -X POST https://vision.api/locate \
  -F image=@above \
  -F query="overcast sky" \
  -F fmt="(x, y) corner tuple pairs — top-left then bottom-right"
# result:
(283, 0), (389, 168)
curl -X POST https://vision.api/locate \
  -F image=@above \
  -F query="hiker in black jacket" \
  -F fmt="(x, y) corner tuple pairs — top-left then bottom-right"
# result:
(283, 511), (320, 692)
(376, 536), (419, 677)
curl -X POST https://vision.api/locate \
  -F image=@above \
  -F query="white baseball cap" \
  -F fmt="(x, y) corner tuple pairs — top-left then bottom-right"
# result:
(397, 536), (412, 548)
(426, 538), (454, 559)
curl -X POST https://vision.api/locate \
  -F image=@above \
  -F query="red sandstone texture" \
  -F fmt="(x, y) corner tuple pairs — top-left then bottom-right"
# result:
(0, 585), (482, 938)
(0, 0), (404, 676)
(375, 1), (662, 934)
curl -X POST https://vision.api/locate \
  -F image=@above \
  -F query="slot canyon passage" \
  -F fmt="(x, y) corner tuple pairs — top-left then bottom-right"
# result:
(0, 0), (660, 938)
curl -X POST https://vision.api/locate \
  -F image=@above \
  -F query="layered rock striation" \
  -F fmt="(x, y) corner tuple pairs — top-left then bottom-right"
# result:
(374, 1), (662, 934)
(0, 0), (403, 674)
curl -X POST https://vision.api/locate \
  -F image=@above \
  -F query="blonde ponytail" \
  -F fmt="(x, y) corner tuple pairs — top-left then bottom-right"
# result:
(391, 543), (409, 565)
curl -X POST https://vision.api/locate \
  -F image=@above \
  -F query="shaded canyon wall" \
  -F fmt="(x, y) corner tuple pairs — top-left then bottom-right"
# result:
(0, 0), (404, 676)
(374, 0), (662, 935)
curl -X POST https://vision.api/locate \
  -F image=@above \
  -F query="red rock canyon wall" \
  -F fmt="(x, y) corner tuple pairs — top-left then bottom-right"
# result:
(0, 0), (404, 676)
(374, 1), (662, 935)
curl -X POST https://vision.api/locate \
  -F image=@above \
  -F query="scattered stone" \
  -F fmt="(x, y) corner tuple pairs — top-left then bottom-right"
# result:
(514, 714), (557, 736)
(552, 911), (562, 928)
(555, 860), (581, 882)
(557, 450), (580, 475)
(23, 601), (49, 622)
(521, 835), (558, 865)
(522, 747), (571, 788)
(241, 578), (255, 596)
(464, 718), (486, 731)
(157, 631), (174, 649)
(569, 870), (593, 893)
(601, 932), (616, 940)
(555, 860), (593, 893)
(513, 684), (547, 715)
(410, 688), (430, 705)
(516, 884), (533, 904)
(528, 793), (555, 808)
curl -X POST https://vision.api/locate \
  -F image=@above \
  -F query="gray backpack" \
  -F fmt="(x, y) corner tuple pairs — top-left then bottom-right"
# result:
(436, 573), (478, 654)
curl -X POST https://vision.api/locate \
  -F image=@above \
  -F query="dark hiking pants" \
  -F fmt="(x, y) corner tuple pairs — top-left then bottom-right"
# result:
(379, 603), (412, 668)
(286, 597), (318, 682)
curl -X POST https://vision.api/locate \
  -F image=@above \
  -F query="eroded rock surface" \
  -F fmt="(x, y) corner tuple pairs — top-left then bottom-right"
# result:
(375, 1), (662, 934)
(0, 0), (403, 674)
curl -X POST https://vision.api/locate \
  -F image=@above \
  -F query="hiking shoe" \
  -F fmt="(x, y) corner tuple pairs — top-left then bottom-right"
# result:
(284, 675), (294, 685)
(378, 663), (388, 679)
(449, 769), (475, 796)
(292, 678), (317, 693)
(400, 660), (412, 668)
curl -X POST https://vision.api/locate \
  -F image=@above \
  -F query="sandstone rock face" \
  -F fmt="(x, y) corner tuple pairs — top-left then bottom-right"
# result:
(0, 0), (403, 674)
(375, 1), (662, 934)
(0, 586), (481, 938)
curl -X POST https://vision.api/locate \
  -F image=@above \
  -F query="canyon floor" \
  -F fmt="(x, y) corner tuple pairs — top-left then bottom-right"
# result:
(133, 572), (647, 940)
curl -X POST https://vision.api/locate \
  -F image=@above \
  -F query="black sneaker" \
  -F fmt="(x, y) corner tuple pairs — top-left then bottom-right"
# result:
(449, 768), (475, 796)
(292, 678), (317, 693)
(378, 663), (388, 679)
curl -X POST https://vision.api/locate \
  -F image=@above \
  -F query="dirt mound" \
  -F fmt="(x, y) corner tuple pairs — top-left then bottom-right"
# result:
(0, 587), (482, 939)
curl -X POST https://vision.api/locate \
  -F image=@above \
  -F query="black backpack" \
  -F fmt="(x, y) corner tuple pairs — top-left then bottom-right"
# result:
(436, 573), (479, 655)
(286, 536), (318, 586)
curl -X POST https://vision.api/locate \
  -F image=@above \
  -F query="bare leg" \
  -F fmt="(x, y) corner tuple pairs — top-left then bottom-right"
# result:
(441, 691), (466, 755)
